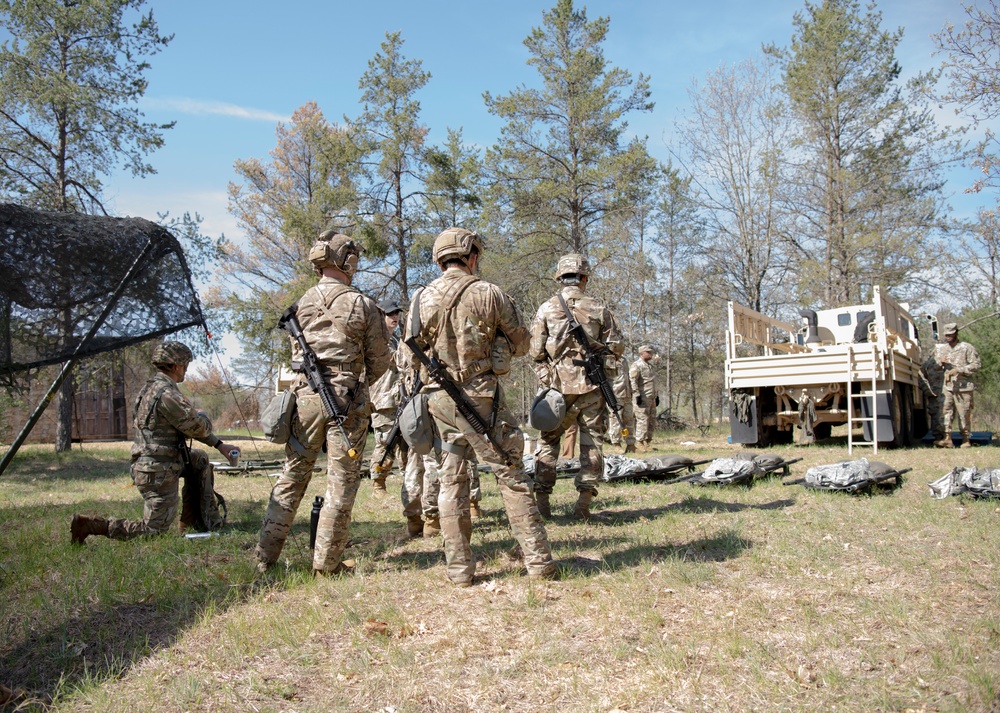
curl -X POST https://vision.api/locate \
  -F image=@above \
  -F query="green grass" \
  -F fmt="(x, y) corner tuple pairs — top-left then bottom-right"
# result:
(1, 432), (999, 711)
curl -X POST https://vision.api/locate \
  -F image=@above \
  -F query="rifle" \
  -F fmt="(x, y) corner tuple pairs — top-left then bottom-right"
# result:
(279, 305), (360, 459)
(556, 293), (627, 440)
(404, 336), (513, 466)
(784, 466), (911, 491)
(374, 372), (423, 474)
(665, 457), (803, 486)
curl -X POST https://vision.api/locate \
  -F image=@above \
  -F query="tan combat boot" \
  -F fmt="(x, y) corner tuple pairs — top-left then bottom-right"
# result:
(940, 437), (955, 449)
(573, 490), (594, 521)
(960, 437), (973, 449)
(623, 443), (637, 454)
(535, 492), (551, 518)
(470, 501), (483, 519)
(372, 477), (387, 495)
(70, 515), (109, 544)
(313, 559), (355, 577)
(406, 515), (424, 538)
(423, 514), (441, 537)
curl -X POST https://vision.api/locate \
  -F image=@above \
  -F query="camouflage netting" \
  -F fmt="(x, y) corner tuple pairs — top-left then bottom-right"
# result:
(0, 204), (204, 382)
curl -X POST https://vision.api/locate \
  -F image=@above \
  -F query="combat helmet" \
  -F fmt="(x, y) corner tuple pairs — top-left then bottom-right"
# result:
(152, 341), (193, 368)
(555, 253), (590, 282)
(432, 227), (485, 267)
(309, 230), (363, 277)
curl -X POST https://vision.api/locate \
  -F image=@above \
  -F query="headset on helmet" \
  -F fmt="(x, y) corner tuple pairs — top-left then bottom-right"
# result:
(555, 253), (590, 282)
(309, 230), (363, 277)
(432, 227), (485, 266)
(151, 341), (193, 368)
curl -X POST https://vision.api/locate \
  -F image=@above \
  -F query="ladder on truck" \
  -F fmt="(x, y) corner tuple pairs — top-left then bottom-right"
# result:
(846, 342), (880, 455)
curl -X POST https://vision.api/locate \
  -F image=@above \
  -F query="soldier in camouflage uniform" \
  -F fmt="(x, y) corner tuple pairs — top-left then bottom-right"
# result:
(254, 232), (390, 575)
(936, 323), (981, 449)
(921, 347), (946, 446)
(403, 227), (556, 587)
(630, 345), (658, 451)
(529, 253), (624, 520)
(369, 299), (407, 494)
(607, 354), (636, 453)
(70, 342), (239, 543)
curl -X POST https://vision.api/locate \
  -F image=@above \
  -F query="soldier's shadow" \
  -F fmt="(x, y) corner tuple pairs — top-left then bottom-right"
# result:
(589, 495), (796, 525)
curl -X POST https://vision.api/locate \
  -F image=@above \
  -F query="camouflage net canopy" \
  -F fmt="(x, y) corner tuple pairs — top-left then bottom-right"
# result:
(0, 204), (204, 382)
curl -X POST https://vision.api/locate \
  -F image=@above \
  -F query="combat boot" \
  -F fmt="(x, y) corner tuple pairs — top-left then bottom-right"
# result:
(535, 492), (551, 518)
(313, 559), (355, 577)
(406, 515), (424, 538)
(423, 515), (441, 538)
(372, 477), (387, 495)
(529, 562), (560, 581)
(938, 437), (955, 449)
(960, 437), (973, 449)
(572, 490), (594, 521)
(70, 515), (109, 544)
(470, 501), (483, 519)
(623, 443), (637, 454)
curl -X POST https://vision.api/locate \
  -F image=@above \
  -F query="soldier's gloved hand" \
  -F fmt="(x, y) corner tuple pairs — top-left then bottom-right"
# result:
(945, 368), (959, 381)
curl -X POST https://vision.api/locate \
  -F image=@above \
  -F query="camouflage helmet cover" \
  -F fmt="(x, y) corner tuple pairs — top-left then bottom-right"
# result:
(152, 341), (193, 368)
(309, 230), (363, 276)
(432, 227), (485, 266)
(555, 253), (590, 281)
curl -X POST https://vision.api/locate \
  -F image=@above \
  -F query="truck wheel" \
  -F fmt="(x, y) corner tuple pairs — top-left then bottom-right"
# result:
(889, 387), (913, 448)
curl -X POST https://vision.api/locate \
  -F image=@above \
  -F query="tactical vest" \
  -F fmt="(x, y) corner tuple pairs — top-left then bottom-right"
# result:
(420, 273), (494, 384)
(132, 374), (182, 459)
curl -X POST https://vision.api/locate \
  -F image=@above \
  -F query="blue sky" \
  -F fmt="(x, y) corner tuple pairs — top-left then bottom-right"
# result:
(94, 0), (982, 362)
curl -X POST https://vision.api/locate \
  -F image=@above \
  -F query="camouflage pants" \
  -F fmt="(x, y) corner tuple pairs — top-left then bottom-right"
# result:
(402, 451), (441, 518)
(369, 414), (407, 479)
(635, 400), (656, 444)
(535, 390), (606, 496)
(108, 449), (212, 539)
(427, 387), (553, 585)
(925, 393), (946, 441)
(607, 397), (636, 447)
(943, 389), (974, 440)
(255, 391), (369, 573)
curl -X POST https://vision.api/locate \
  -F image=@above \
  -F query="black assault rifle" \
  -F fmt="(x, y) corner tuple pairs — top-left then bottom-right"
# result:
(404, 336), (513, 466)
(279, 304), (360, 459)
(374, 372), (423, 474)
(664, 457), (803, 486)
(556, 293), (628, 441)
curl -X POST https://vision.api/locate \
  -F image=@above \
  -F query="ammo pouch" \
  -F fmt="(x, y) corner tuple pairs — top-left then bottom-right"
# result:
(491, 333), (512, 376)
(399, 392), (433, 455)
(261, 389), (307, 455)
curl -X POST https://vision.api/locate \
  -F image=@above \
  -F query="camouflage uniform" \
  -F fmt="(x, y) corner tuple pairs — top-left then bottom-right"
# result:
(630, 352), (658, 446)
(921, 350), (946, 442)
(369, 333), (408, 483)
(529, 284), (623, 498)
(938, 333), (981, 446)
(109, 372), (221, 539)
(405, 248), (554, 586)
(255, 273), (390, 573)
(607, 355), (636, 449)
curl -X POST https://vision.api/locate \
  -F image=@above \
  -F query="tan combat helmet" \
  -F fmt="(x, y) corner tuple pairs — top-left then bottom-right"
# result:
(432, 227), (485, 267)
(555, 253), (590, 283)
(151, 341), (193, 368)
(309, 230), (363, 278)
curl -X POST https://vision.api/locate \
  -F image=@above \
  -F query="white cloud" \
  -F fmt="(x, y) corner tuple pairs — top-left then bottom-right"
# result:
(144, 96), (290, 123)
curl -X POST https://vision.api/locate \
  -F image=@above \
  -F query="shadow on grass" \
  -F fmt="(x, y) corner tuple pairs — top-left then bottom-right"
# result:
(589, 496), (796, 525)
(0, 496), (293, 707)
(1, 451), (130, 484)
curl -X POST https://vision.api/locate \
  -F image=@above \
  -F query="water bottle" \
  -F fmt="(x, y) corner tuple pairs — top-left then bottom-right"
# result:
(309, 495), (324, 549)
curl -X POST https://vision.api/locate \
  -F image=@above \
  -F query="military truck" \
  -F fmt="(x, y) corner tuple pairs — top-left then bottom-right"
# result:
(725, 287), (925, 452)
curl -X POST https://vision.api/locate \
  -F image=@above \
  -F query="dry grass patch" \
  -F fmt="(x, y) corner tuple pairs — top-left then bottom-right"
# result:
(2, 432), (1000, 711)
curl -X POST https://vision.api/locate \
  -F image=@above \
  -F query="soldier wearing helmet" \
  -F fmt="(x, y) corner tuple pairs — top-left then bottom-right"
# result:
(528, 253), (624, 520)
(403, 227), (556, 586)
(630, 344), (659, 450)
(368, 298), (406, 497)
(254, 230), (391, 576)
(70, 341), (239, 544)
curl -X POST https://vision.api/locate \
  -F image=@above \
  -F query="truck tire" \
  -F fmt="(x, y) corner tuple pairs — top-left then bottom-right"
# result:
(813, 422), (832, 440)
(889, 386), (913, 448)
